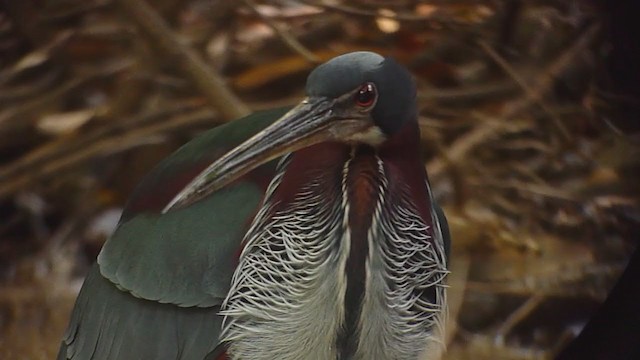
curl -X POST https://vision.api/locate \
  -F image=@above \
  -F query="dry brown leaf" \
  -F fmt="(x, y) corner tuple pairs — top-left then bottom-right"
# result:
(376, 9), (400, 33)
(36, 109), (96, 135)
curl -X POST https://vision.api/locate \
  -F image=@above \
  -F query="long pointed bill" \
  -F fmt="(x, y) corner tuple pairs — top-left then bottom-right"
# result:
(163, 98), (371, 213)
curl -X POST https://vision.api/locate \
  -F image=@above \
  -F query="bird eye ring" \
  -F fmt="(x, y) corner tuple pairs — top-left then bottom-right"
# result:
(355, 83), (377, 107)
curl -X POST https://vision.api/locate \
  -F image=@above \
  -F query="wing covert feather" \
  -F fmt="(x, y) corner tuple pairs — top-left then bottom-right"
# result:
(98, 107), (288, 307)
(59, 265), (222, 360)
(98, 185), (262, 307)
(59, 108), (289, 359)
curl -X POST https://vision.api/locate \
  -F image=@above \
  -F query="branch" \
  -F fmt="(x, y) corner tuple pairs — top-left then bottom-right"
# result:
(243, 0), (319, 64)
(428, 24), (600, 181)
(478, 40), (571, 141)
(0, 108), (217, 199)
(114, 0), (250, 120)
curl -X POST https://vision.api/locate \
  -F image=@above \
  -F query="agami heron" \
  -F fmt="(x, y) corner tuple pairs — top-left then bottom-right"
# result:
(58, 51), (450, 360)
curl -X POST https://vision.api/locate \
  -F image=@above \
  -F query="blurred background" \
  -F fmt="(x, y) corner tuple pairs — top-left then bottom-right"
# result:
(0, 0), (638, 359)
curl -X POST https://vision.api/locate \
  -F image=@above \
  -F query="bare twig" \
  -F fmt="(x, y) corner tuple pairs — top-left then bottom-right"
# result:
(243, 0), (319, 64)
(519, 24), (600, 118)
(0, 109), (217, 199)
(478, 40), (572, 141)
(114, 0), (250, 120)
(494, 295), (546, 346)
(465, 263), (626, 298)
(489, 24), (599, 124)
(418, 80), (519, 103)
(0, 69), (62, 103)
(427, 25), (599, 182)
(0, 59), (132, 135)
(0, 101), (200, 182)
(427, 118), (509, 181)
(300, 0), (454, 26)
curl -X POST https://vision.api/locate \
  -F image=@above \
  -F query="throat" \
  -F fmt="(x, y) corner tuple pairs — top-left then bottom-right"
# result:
(339, 145), (384, 358)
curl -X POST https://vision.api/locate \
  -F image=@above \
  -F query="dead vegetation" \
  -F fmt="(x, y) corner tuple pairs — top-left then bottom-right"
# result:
(0, 0), (638, 359)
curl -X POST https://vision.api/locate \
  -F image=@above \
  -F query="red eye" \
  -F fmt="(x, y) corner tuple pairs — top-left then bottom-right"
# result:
(355, 83), (377, 107)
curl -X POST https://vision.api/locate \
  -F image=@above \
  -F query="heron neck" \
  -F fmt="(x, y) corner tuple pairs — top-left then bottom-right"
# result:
(268, 120), (431, 357)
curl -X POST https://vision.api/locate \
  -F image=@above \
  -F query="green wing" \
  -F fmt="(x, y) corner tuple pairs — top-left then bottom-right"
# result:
(59, 107), (289, 360)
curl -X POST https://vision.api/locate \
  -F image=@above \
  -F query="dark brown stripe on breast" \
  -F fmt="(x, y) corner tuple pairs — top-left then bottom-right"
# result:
(339, 145), (382, 358)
